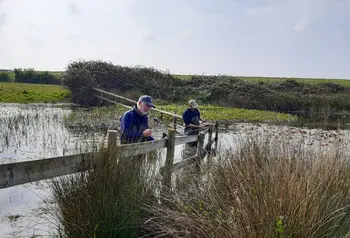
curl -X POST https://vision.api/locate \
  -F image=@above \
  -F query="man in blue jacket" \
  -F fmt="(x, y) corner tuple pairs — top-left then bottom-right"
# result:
(119, 95), (156, 144)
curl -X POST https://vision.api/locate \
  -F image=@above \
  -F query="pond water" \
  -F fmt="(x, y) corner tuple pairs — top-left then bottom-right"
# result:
(0, 103), (104, 237)
(1, 103), (350, 237)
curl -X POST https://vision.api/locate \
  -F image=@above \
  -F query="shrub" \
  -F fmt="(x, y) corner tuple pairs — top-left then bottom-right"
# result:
(0, 72), (11, 82)
(14, 68), (60, 84)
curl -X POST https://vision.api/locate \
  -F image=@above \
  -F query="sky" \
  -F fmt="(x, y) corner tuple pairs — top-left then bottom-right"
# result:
(0, 0), (349, 79)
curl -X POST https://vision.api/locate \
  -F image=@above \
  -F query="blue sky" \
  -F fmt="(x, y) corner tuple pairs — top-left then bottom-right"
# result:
(0, 0), (349, 78)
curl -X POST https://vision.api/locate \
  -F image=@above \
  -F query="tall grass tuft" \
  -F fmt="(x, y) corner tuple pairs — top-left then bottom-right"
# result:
(145, 137), (350, 238)
(50, 149), (159, 238)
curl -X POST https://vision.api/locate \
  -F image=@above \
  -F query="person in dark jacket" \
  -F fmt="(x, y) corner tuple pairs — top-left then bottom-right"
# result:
(119, 95), (156, 144)
(183, 99), (205, 136)
(182, 99), (208, 149)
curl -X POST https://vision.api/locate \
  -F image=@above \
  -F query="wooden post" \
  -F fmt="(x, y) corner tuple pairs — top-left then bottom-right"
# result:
(173, 111), (177, 130)
(162, 129), (176, 188)
(214, 121), (219, 155)
(196, 132), (205, 164)
(207, 124), (213, 156)
(107, 130), (118, 151)
(208, 124), (213, 144)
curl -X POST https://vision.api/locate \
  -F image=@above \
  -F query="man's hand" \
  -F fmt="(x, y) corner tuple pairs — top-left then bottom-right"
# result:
(143, 129), (153, 137)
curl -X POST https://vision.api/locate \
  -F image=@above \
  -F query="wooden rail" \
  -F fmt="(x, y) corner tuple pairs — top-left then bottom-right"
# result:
(0, 128), (209, 189)
(93, 88), (182, 120)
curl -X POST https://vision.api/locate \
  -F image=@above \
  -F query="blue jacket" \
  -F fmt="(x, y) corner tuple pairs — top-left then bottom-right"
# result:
(183, 108), (202, 135)
(119, 106), (155, 144)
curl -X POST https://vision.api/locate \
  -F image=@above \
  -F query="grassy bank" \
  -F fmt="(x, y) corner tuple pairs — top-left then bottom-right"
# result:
(174, 74), (350, 86)
(50, 135), (350, 237)
(0, 82), (70, 103)
(156, 104), (297, 123)
(4, 70), (349, 85)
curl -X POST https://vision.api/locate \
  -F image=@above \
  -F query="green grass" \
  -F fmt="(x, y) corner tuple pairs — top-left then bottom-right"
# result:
(155, 104), (298, 122)
(174, 74), (350, 86)
(4, 70), (350, 86)
(0, 82), (71, 103)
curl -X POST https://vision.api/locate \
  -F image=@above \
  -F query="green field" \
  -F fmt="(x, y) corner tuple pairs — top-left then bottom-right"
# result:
(0, 82), (71, 103)
(155, 104), (297, 122)
(2, 70), (350, 86)
(174, 74), (350, 86)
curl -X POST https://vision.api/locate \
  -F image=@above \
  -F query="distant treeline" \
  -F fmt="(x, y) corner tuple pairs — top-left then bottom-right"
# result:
(0, 68), (60, 84)
(61, 60), (350, 115)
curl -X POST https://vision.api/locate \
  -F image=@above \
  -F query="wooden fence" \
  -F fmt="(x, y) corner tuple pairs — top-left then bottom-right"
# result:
(0, 88), (219, 190)
(0, 125), (218, 190)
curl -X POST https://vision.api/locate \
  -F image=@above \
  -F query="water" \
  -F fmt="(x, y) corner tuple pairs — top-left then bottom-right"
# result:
(0, 103), (104, 237)
(1, 103), (350, 237)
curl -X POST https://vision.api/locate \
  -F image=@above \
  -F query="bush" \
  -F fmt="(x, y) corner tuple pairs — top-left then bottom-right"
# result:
(61, 60), (184, 106)
(0, 72), (11, 82)
(14, 68), (60, 84)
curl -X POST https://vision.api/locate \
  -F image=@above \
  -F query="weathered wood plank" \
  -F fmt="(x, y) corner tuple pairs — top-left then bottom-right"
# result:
(117, 139), (167, 157)
(94, 95), (133, 109)
(93, 88), (137, 105)
(0, 152), (100, 189)
(175, 135), (198, 145)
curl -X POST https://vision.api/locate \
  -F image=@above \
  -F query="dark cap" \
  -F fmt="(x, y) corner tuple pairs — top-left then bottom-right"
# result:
(138, 95), (156, 108)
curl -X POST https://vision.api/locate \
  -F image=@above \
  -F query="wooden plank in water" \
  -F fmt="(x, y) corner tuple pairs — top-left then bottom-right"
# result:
(0, 152), (100, 189)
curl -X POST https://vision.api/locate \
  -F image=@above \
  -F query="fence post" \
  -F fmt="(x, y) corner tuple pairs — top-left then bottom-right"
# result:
(196, 132), (205, 163)
(208, 124), (213, 144)
(214, 121), (219, 155)
(107, 130), (118, 151)
(207, 124), (213, 155)
(173, 111), (177, 130)
(162, 129), (176, 188)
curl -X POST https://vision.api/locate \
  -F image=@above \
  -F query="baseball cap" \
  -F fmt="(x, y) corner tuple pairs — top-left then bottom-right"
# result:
(188, 99), (198, 108)
(138, 95), (156, 108)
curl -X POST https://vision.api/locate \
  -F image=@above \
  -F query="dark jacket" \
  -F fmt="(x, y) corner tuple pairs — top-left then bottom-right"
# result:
(182, 108), (202, 135)
(119, 106), (155, 144)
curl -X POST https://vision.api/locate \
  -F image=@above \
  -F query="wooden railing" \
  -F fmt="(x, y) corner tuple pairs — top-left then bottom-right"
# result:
(93, 88), (182, 120)
(0, 123), (219, 189)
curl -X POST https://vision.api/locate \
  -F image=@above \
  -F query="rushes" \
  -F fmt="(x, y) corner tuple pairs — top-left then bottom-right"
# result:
(145, 136), (350, 238)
